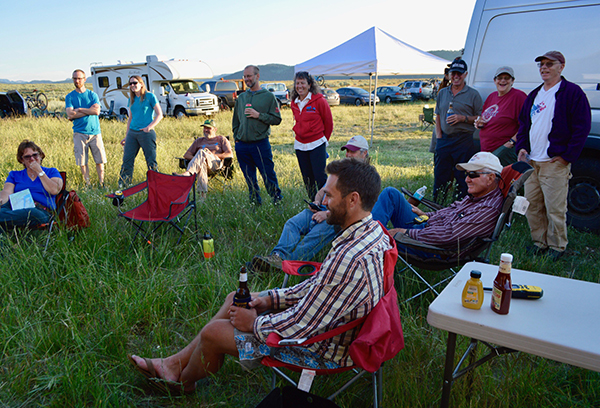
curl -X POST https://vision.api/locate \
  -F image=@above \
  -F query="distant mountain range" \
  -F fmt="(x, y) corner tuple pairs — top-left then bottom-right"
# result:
(1, 51), (460, 84)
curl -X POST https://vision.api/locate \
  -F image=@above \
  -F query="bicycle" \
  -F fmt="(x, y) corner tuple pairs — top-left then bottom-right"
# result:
(25, 90), (48, 111)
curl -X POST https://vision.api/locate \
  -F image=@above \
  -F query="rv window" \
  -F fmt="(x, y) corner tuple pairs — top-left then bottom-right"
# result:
(116, 77), (122, 89)
(98, 77), (109, 88)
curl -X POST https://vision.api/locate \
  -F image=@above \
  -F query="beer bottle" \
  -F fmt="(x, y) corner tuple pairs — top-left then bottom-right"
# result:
(232, 266), (251, 309)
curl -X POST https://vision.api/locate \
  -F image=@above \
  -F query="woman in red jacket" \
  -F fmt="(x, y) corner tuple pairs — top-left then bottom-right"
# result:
(290, 72), (334, 200)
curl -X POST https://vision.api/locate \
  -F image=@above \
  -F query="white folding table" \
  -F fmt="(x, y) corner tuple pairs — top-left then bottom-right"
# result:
(427, 261), (600, 408)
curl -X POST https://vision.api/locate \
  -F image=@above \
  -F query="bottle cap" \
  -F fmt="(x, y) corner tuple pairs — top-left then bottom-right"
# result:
(204, 231), (212, 239)
(470, 270), (482, 279)
(500, 253), (513, 263)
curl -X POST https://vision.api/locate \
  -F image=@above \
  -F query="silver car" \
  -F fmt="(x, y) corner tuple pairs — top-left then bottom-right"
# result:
(376, 86), (411, 103)
(320, 88), (340, 106)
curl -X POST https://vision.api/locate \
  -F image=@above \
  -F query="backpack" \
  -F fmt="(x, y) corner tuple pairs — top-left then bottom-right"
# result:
(58, 190), (90, 229)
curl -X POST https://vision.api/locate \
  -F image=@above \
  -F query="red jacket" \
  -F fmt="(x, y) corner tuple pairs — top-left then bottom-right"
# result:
(291, 93), (333, 144)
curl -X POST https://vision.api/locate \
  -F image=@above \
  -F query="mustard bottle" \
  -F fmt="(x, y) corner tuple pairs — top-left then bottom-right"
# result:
(462, 270), (484, 309)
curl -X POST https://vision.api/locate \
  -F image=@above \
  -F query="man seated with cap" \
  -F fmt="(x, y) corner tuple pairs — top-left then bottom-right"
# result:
(371, 152), (503, 257)
(251, 136), (370, 272)
(176, 119), (233, 198)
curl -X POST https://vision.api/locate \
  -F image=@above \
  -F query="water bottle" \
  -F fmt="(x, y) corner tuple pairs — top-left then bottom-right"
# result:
(202, 231), (215, 259)
(414, 186), (427, 201)
(446, 102), (455, 121)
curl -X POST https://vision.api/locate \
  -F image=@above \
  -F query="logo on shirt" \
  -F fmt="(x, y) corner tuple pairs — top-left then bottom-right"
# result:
(306, 106), (317, 112)
(530, 101), (546, 118)
(481, 104), (499, 122)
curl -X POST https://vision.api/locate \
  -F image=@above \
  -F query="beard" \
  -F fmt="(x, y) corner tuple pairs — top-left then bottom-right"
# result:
(326, 202), (348, 227)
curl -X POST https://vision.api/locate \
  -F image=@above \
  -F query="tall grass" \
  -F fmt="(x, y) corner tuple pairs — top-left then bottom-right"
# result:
(0, 84), (599, 407)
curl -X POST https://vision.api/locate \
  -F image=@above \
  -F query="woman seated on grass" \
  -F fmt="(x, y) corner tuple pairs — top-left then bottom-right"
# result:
(0, 140), (63, 230)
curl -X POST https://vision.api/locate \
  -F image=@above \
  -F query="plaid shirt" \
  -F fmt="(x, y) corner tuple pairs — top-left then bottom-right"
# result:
(408, 188), (503, 248)
(253, 215), (391, 367)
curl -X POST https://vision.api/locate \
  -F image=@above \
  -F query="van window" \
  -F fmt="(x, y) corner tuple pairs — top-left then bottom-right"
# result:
(216, 82), (238, 92)
(98, 76), (109, 88)
(116, 77), (122, 89)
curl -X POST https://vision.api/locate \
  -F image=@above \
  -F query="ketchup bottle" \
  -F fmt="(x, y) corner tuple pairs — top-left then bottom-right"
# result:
(491, 253), (513, 314)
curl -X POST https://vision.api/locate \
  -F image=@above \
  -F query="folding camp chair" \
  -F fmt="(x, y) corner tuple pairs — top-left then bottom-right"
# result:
(421, 106), (435, 130)
(261, 226), (403, 408)
(99, 100), (117, 120)
(105, 170), (198, 250)
(39, 171), (68, 252)
(396, 161), (533, 302)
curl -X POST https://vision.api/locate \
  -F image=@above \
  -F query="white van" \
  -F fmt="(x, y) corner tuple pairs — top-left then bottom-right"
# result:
(463, 0), (600, 232)
(90, 55), (219, 118)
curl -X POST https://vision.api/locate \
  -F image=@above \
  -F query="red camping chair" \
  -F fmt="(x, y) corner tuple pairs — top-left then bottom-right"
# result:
(397, 161), (534, 301)
(105, 170), (198, 250)
(261, 225), (403, 407)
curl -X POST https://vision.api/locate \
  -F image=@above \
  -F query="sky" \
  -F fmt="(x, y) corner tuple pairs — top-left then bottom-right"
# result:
(0, 0), (477, 82)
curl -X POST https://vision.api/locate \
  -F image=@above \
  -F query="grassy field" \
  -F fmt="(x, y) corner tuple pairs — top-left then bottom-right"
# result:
(1, 83), (599, 408)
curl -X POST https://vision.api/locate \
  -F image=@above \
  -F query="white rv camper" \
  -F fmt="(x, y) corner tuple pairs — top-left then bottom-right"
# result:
(90, 55), (219, 118)
(463, 0), (600, 233)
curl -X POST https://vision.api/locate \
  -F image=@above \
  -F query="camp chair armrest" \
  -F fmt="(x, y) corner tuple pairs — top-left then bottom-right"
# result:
(266, 316), (366, 349)
(105, 180), (148, 199)
(393, 232), (447, 252)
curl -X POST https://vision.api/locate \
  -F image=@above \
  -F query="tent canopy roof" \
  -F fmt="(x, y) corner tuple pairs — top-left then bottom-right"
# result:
(295, 27), (450, 76)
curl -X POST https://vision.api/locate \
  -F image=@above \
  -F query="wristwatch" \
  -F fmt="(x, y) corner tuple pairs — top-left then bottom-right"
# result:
(38, 171), (46, 178)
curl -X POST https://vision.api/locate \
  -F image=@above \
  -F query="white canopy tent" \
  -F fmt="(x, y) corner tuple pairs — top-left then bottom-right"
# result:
(295, 27), (450, 144)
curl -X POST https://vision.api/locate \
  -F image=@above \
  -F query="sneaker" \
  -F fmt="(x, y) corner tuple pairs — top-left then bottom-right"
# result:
(526, 245), (547, 256)
(548, 249), (565, 261)
(251, 253), (283, 272)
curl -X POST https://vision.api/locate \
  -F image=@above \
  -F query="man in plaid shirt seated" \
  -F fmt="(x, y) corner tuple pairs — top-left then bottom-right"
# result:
(128, 158), (391, 394)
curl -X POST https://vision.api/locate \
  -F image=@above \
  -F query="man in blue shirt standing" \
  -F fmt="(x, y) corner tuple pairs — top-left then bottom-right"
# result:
(66, 69), (107, 186)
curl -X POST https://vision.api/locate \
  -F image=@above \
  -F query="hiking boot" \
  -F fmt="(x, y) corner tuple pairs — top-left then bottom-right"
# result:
(251, 253), (283, 272)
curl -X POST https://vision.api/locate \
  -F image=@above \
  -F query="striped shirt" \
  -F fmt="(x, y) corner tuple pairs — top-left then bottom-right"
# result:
(408, 188), (503, 248)
(253, 215), (391, 367)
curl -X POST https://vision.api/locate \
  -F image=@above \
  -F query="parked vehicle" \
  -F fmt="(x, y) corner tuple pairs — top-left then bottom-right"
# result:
(261, 82), (290, 107)
(321, 88), (340, 106)
(463, 0), (600, 233)
(336, 87), (379, 106)
(376, 86), (411, 103)
(199, 80), (240, 110)
(0, 90), (27, 117)
(399, 80), (434, 100)
(90, 55), (219, 118)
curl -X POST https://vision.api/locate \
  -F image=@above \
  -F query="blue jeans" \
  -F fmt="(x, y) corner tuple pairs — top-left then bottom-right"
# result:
(433, 132), (475, 202)
(273, 209), (337, 261)
(371, 187), (434, 258)
(0, 202), (51, 230)
(119, 129), (158, 186)
(295, 143), (327, 201)
(235, 138), (282, 204)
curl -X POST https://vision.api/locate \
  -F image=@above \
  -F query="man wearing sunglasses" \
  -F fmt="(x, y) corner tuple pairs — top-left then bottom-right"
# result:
(371, 152), (503, 257)
(65, 69), (107, 186)
(515, 51), (591, 260)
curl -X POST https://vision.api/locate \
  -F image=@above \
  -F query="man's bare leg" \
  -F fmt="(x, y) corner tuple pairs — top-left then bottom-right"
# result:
(80, 165), (90, 185)
(96, 163), (105, 186)
(130, 292), (239, 390)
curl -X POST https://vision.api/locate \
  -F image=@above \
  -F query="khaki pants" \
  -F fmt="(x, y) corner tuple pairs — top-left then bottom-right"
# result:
(186, 148), (222, 192)
(524, 160), (571, 252)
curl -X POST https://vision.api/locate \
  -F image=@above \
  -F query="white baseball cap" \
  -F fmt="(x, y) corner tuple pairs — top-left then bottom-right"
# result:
(456, 152), (503, 174)
(341, 135), (369, 152)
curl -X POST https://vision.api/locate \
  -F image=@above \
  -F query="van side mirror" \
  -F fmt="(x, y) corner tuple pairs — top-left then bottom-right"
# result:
(205, 84), (211, 92)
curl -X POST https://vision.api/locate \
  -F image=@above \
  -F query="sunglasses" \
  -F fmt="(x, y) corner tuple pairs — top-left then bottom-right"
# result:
(129, 81), (139, 86)
(537, 61), (561, 69)
(466, 171), (492, 179)
(22, 153), (40, 160)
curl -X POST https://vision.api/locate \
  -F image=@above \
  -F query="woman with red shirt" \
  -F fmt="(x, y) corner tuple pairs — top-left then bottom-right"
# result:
(290, 72), (334, 200)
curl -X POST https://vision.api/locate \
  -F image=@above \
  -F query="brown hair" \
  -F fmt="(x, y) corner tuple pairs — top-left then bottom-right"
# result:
(128, 75), (147, 105)
(290, 71), (321, 101)
(326, 158), (381, 211)
(17, 140), (45, 165)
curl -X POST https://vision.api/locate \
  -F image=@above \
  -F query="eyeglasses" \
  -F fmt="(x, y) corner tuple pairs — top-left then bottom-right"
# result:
(466, 171), (492, 179)
(22, 153), (40, 161)
(129, 81), (139, 86)
(537, 61), (561, 69)
(72, 77), (85, 81)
